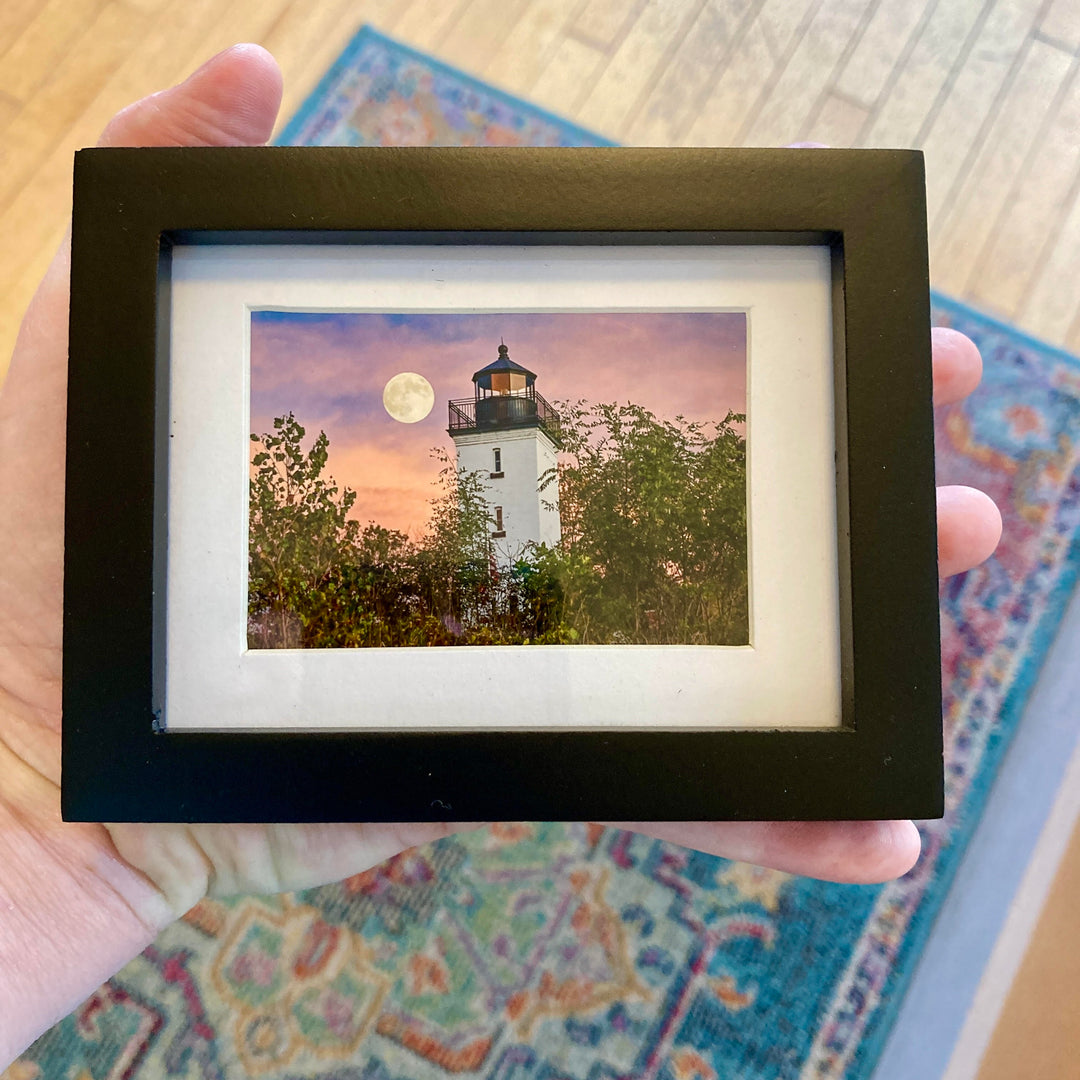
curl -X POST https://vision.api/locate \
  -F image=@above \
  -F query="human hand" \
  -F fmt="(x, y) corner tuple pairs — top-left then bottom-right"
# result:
(620, 325), (998, 881)
(0, 44), (480, 1064)
(0, 44), (1000, 1063)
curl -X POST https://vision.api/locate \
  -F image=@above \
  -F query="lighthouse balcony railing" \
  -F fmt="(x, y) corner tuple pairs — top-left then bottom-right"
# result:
(448, 392), (562, 442)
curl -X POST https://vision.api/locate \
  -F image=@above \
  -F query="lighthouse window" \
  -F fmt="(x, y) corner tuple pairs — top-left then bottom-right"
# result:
(493, 506), (505, 538)
(490, 372), (527, 395)
(492, 448), (502, 476)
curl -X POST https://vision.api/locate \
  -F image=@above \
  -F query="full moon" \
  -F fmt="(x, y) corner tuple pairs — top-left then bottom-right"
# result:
(382, 372), (435, 423)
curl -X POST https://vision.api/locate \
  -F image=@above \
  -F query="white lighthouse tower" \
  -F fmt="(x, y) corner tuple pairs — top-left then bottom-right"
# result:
(448, 342), (561, 562)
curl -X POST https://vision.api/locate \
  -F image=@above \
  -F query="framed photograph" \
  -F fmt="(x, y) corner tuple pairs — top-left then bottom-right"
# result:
(63, 146), (940, 823)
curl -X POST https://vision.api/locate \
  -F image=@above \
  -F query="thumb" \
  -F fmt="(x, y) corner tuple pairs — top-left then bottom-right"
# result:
(0, 45), (283, 714)
(6, 43), (282, 379)
(97, 43), (283, 148)
(5, 42), (283, 393)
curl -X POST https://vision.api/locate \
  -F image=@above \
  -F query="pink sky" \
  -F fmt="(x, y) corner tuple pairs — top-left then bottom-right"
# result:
(251, 311), (747, 537)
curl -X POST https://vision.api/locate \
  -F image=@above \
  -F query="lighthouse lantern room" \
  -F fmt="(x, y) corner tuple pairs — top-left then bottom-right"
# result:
(448, 342), (562, 561)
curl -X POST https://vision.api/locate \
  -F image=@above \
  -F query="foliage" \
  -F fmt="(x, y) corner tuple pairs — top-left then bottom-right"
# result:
(248, 403), (747, 649)
(248, 413), (359, 648)
(416, 448), (497, 630)
(550, 401), (748, 645)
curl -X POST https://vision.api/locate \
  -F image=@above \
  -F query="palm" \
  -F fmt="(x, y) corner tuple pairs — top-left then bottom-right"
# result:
(0, 263), (458, 916)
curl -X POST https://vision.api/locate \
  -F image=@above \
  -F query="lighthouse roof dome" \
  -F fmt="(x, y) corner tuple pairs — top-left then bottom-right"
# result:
(472, 342), (537, 385)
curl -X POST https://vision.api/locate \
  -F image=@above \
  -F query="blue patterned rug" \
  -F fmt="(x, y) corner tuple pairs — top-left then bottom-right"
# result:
(17, 25), (1080, 1080)
(276, 26), (613, 148)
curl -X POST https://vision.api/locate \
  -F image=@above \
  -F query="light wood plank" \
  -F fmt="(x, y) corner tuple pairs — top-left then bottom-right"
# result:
(484, 0), (587, 96)
(0, 0), (108, 103)
(0, 0), (42, 58)
(269, 0), (405, 135)
(97, 0), (294, 107)
(862, 0), (987, 148)
(570, 0), (639, 50)
(919, 0), (1043, 228)
(625, 0), (757, 146)
(681, 18), (775, 145)
(682, 0), (817, 146)
(833, 0), (933, 109)
(529, 34), (606, 117)
(118, 0), (176, 14)
(262, 0), (368, 91)
(756, 0), (822, 63)
(801, 91), (869, 147)
(0, 93), (20, 143)
(1067, 304), (1080, 355)
(1010, 179), (1080, 341)
(576, 0), (703, 137)
(975, 815), (1080, 1080)
(0, 0), (150, 217)
(932, 40), (1072, 294)
(0, 0), (294, 370)
(0, 142), (94, 367)
(392, 0), (472, 52)
(745, 0), (873, 148)
(438, 0), (533, 75)
(1040, 0), (1080, 52)
(973, 61), (1080, 320)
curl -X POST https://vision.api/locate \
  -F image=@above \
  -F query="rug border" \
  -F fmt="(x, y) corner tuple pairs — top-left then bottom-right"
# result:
(852, 290), (1080, 1078)
(275, 24), (618, 148)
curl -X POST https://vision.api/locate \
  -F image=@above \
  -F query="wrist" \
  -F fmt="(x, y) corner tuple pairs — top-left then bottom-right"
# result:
(0, 737), (175, 1066)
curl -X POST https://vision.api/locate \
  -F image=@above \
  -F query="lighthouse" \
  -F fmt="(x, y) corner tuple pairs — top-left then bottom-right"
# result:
(447, 342), (561, 561)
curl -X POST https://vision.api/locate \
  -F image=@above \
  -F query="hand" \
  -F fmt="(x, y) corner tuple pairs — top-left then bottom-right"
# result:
(621, 325), (997, 881)
(0, 44), (1000, 1063)
(0, 44), (475, 1064)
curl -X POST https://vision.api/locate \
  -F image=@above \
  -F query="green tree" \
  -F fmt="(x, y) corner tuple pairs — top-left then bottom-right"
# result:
(298, 523), (420, 648)
(248, 413), (360, 647)
(417, 447), (497, 630)
(248, 404), (747, 650)
(546, 400), (747, 645)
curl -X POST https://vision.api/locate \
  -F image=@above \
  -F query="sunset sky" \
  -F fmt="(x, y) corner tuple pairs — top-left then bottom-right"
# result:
(250, 311), (747, 537)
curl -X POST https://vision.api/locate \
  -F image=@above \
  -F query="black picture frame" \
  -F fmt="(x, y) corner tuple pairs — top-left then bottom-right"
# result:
(63, 147), (940, 823)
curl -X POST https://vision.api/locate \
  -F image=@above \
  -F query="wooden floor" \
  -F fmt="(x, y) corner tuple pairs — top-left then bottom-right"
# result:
(1, 0), (1080, 380)
(2, 0), (1080, 1074)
